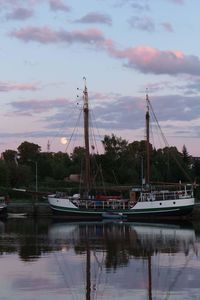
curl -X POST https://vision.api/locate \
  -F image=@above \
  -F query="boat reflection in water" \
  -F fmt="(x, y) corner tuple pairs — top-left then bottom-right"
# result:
(48, 221), (197, 300)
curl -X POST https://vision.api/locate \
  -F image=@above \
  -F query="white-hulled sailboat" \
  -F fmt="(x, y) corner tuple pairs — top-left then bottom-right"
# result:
(48, 81), (195, 220)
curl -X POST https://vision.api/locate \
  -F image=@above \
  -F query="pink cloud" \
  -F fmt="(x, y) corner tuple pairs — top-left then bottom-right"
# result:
(0, 81), (40, 92)
(9, 26), (200, 76)
(108, 46), (200, 75)
(49, 0), (70, 12)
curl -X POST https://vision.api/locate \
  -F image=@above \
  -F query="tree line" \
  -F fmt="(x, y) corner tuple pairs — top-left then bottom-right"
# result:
(0, 135), (199, 194)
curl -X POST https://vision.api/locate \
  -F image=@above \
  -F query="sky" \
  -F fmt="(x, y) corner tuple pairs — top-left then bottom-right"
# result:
(0, 0), (200, 156)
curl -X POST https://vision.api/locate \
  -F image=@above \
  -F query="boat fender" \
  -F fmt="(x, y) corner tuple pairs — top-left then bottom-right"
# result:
(177, 191), (183, 197)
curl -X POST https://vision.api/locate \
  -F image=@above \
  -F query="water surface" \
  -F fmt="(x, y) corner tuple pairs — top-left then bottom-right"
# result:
(0, 218), (199, 300)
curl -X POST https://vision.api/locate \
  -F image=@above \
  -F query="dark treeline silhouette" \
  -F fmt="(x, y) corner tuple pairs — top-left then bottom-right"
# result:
(0, 135), (199, 194)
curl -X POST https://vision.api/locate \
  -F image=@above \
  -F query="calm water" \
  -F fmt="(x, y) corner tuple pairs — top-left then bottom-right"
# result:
(0, 218), (200, 300)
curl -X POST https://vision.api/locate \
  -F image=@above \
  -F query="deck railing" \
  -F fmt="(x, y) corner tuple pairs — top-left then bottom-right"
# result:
(140, 190), (193, 202)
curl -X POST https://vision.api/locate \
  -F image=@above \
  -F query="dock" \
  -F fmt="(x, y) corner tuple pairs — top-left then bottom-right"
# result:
(7, 201), (52, 217)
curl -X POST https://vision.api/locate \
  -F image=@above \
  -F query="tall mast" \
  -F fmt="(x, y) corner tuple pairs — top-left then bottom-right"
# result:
(148, 255), (152, 300)
(146, 91), (150, 185)
(83, 77), (90, 196)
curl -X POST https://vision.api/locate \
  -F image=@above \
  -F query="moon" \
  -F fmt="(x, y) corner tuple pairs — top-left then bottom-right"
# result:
(60, 137), (68, 145)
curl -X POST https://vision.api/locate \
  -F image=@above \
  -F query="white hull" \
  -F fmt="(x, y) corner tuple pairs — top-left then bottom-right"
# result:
(48, 193), (194, 220)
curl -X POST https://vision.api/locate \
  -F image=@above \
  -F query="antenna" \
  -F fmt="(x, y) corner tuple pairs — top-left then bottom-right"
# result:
(47, 140), (50, 152)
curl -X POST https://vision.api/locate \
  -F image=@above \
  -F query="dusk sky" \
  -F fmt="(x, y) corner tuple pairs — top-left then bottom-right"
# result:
(1, 0), (200, 156)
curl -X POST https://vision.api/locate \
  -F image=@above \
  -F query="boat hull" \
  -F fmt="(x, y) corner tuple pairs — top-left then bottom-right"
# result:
(48, 196), (194, 221)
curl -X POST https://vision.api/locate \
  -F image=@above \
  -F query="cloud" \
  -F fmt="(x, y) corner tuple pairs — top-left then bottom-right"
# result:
(5, 91), (200, 150)
(9, 26), (107, 45)
(160, 22), (173, 32)
(116, 0), (150, 11)
(79, 92), (200, 134)
(6, 7), (34, 20)
(141, 77), (200, 96)
(109, 46), (200, 76)
(0, 81), (40, 92)
(140, 81), (174, 93)
(9, 98), (69, 115)
(177, 79), (200, 95)
(0, 130), (60, 139)
(166, 0), (185, 4)
(9, 26), (200, 76)
(128, 16), (155, 32)
(76, 12), (112, 26)
(48, 0), (70, 12)
(0, 0), (40, 9)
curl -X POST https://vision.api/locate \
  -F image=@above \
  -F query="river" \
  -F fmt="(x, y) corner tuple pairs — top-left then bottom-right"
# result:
(0, 217), (199, 300)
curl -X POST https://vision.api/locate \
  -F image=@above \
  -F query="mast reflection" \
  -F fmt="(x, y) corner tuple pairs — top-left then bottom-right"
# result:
(48, 221), (196, 299)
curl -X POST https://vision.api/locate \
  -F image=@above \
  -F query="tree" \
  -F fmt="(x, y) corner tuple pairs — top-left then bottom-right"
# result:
(0, 160), (9, 186)
(17, 141), (41, 163)
(101, 134), (131, 184)
(182, 144), (191, 166)
(51, 151), (71, 180)
(102, 134), (128, 159)
(2, 149), (18, 163)
(70, 146), (85, 174)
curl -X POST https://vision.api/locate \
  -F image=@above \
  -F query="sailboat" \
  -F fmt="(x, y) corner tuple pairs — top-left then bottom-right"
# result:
(48, 80), (195, 220)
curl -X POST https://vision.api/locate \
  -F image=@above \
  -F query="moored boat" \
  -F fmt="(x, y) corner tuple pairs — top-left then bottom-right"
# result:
(48, 81), (195, 220)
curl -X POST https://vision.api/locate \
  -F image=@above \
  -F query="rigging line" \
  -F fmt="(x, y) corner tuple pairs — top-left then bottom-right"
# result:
(149, 110), (162, 150)
(149, 117), (156, 149)
(164, 252), (195, 300)
(148, 99), (193, 182)
(49, 104), (78, 148)
(94, 252), (107, 300)
(88, 112), (107, 193)
(70, 122), (82, 154)
(154, 252), (161, 299)
(79, 158), (84, 194)
(91, 110), (103, 149)
(93, 250), (106, 300)
(65, 108), (82, 153)
(112, 170), (119, 185)
(52, 251), (78, 300)
(89, 111), (101, 160)
(88, 114), (96, 152)
(90, 116), (99, 154)
(99, 165), (107, 195)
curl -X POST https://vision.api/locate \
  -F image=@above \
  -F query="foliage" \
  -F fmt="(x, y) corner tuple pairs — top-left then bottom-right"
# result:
(102, 134), (128, 159)
(0, 138), (199, 192)
(17, 141), (41, 163)
(182, 144), (191, 166)
(2, 149), (18, 162)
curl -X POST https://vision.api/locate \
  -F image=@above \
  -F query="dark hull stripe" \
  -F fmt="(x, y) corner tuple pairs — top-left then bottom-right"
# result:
(49, 204), (194, 220)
